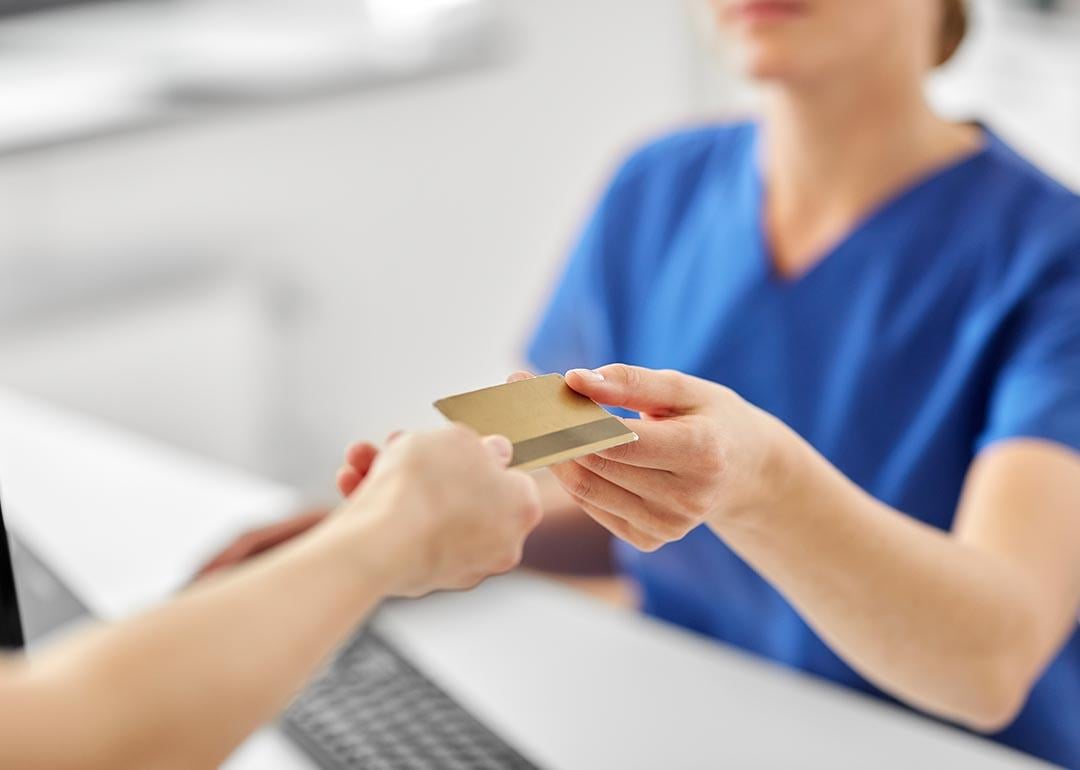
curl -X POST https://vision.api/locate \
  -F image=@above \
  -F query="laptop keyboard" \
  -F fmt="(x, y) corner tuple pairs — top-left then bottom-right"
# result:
(283, 630), (539, 770)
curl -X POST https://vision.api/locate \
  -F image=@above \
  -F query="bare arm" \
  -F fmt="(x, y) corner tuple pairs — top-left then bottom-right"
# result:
(552, 365), (1080, 731)
(0, 514), (388, 770)
(713, 436), (1080, 731)
(0, 427), (541, 770)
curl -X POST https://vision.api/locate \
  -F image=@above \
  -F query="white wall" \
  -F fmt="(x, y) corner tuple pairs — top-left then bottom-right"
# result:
(4, 0), (1076, 500)
(0, 0), (698, 495)
(929, 0), (1080, 189)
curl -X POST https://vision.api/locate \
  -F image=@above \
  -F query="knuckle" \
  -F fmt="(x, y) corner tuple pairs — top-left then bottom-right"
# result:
(683, 493), (711, 519)
(567, 467), (594, 500)
(512, 472), (542, 511)
(668, 483), (708, 520)
(496, 546), (522, 573)
(636, 535), (664, 553)
(689, 424), (724, 474)
(715, 383), (740, 404)
(651, 515), (681, 540)
(511, 486), (543, 530)
(688, 421), (713, 453)
(671, 419), (698, 450)
(612, 519), (634, 541)
(659, 368), (683, 389)
(661, 368), (688, 401)
(586, 453), (610, 475)
(700, 431), (726, 472)
(638, 508), (685, 542)
(521, 498), (543, 528)
(699, 449), (724, 477)
(673, 516), (698, 539)
(712, 447), (729, 481)
(696, 495), (716, 519)
(602, 442), (630, 461)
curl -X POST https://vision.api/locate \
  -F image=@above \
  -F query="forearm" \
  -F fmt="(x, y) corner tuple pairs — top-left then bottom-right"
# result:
(0, 513), (392, 769)
(553, 364), (1080, 730)
(710, 430), (1050, 731)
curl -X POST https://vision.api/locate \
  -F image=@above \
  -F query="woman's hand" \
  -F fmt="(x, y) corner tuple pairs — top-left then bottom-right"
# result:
(535, 364), (790, 552)
(340, 425), (544, 597)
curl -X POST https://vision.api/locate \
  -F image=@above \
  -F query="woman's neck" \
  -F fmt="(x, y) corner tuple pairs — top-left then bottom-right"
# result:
(760, 68), (982, 279)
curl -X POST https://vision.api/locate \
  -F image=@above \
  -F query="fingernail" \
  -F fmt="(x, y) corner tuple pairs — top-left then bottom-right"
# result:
(483, 435), (514, 463)
(568, 368), (604, 382)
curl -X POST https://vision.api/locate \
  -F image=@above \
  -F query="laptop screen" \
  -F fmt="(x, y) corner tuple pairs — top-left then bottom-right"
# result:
(0, 491), (25, 650)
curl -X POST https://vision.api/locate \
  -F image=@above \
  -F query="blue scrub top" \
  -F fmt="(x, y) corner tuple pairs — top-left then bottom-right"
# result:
(527, 123), (1080, 768)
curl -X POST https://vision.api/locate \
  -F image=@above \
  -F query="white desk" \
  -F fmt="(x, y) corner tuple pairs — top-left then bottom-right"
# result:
(0, 388), (1055, 769)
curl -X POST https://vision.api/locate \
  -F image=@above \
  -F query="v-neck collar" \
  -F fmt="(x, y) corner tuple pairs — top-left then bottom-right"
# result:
(747, 123), (994, 290)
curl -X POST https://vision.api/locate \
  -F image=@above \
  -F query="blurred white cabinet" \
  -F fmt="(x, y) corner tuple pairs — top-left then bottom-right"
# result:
(0, 0), (698, 494)
(930, 0), (1080, 189)
(0, 277), (285, 474)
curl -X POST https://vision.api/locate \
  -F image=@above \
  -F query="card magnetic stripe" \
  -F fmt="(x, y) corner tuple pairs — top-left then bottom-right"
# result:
(510, 417), (631, 468)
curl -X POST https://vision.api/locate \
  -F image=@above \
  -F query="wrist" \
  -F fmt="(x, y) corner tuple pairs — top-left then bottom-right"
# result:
(713, 410), (811, 533)
(324, 477), (432, 599)
(314, 505), (414, 601)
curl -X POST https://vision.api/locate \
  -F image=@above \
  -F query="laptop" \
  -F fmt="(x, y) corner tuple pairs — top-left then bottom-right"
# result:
(0, 485), (539, 768)
(0, 491), (24, 650)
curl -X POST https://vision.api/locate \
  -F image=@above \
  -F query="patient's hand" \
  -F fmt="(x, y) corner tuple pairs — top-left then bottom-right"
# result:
(338, 426), (544, 597)
(336, 441), (380, 497)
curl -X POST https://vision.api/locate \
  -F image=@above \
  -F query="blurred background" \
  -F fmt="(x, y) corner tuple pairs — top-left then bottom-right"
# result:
(0, 0), (1077, 499)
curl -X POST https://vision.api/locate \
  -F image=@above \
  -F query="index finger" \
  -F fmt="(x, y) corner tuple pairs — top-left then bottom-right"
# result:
(591, 418), (689, 471)
(566, 364), (704, 417)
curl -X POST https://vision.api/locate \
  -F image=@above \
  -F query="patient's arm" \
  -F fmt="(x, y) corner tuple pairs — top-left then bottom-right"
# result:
(200, 448), (616, 585)
(0, 427), (541, 770)
(0, 514), (388, 770)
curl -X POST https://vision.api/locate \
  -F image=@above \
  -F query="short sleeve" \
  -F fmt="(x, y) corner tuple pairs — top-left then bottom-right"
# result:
(977, 241), (1080, 455)
(526, 170), (630, 375)
(524, 124), (740, 376)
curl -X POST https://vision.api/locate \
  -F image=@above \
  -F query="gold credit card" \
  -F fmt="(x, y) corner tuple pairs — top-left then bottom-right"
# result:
(434, 374), (638, 471)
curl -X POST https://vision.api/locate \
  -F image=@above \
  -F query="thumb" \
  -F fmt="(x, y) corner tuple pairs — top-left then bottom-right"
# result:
(482, 434), (514, 467)
(565, 365), (702, 417)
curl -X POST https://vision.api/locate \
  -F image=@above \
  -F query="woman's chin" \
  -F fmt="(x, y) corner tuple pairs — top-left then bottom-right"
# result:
(734, 52), (806, 84)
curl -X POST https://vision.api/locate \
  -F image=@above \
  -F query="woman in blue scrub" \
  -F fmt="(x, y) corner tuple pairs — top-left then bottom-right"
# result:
(213, 0), (1080, 765)
(518, 0), (1080, 767)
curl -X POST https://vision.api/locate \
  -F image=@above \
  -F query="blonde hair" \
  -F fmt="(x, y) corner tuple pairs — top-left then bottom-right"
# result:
(938, 0), (968, 66)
